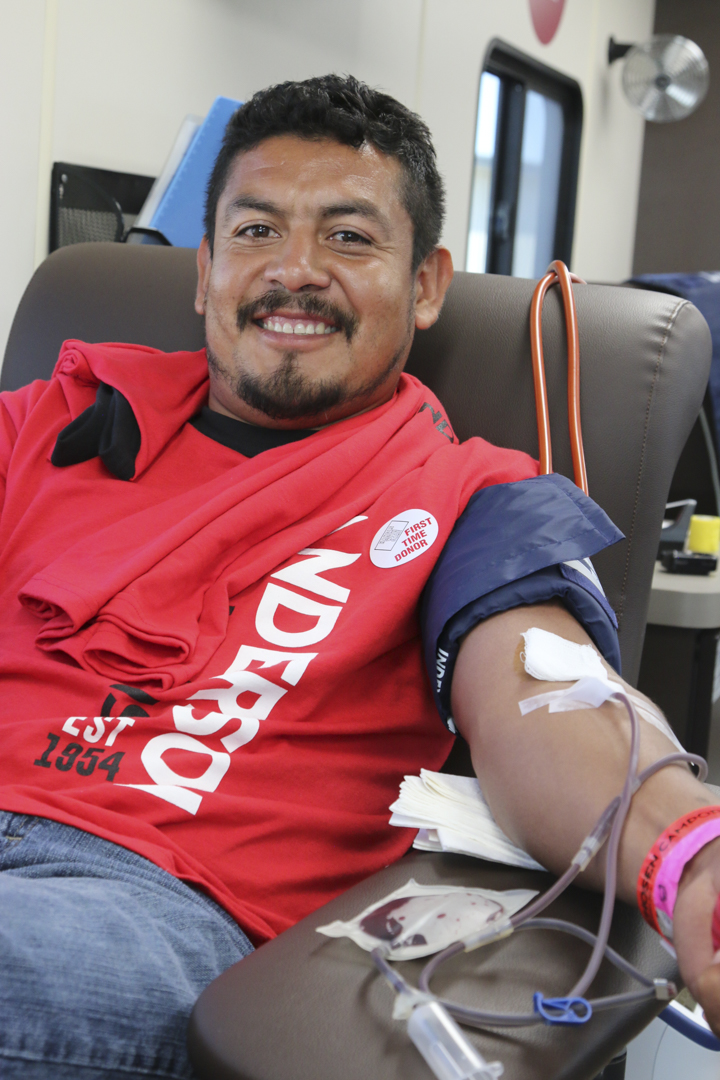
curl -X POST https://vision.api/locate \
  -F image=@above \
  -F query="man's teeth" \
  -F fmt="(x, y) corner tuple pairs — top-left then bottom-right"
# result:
(260, 318), (337, 335)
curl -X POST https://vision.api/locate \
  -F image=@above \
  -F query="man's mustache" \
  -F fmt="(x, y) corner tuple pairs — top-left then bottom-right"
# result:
(236, 291), (359, 341)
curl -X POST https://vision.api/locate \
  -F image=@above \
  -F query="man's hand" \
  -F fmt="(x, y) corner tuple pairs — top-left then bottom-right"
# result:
(674, 838), (720, 1033)
(451, 600), (720, 1033)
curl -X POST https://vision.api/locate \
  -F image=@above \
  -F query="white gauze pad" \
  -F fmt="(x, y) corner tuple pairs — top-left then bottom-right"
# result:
(521, 627), (607, 682)
(519, 628), (684, 748)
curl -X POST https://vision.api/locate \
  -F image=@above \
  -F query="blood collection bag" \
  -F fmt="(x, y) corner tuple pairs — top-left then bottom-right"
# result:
(316, 879), (537, 960)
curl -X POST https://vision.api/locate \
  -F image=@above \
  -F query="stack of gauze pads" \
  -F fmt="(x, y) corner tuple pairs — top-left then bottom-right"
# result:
(389, 770), (545, 870)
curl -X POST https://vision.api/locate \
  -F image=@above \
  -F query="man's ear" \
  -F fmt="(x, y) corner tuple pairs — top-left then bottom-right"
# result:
(195, 236), (212, 315)
(414, 247), (454, 331)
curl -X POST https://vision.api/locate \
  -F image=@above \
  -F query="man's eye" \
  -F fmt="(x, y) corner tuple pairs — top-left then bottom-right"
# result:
(239, 224), (277, 239)
(330, 229), (370, 245)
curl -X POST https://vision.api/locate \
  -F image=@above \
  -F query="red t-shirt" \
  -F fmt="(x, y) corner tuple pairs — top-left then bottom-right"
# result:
(0, 342), (538, 943)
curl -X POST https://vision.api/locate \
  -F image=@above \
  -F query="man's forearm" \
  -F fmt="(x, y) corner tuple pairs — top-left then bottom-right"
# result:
(450, 600), (712, 903)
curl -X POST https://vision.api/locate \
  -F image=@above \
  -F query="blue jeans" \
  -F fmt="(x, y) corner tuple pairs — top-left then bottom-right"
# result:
(0, 813), (253, 1078)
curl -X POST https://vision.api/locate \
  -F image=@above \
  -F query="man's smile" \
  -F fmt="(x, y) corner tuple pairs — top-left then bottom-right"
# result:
(254, 313), (339, 337)
(234, 284), (358, 344)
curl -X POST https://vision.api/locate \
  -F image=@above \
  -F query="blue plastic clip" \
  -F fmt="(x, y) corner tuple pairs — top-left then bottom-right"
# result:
(533, 993), (592, 1025)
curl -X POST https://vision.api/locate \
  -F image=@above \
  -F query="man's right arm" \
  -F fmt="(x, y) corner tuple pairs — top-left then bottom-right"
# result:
(451, 600), (720, 1034)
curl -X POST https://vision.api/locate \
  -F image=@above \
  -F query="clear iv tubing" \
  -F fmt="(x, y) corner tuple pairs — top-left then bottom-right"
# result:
(372, 688), (708, 1030)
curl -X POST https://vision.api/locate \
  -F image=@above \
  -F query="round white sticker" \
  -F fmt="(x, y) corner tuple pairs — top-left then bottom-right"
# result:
(370, 510), (439, 569)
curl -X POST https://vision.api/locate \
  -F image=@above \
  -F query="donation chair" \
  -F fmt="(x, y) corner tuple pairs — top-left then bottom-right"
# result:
(1, 243), (712, 1080)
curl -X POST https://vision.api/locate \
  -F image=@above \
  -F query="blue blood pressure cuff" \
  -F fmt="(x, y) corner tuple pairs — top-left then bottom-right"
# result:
(420, 473), (624, 732)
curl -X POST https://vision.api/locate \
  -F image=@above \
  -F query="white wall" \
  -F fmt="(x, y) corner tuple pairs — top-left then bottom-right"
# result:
(50, 0), (423, 177)
(0, 0), (655, 366)
(0, 0), (49, 366)
(418, 0), (654, 281)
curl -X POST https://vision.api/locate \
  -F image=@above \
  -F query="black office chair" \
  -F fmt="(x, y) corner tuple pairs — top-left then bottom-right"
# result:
(1, 243), (712, 1080)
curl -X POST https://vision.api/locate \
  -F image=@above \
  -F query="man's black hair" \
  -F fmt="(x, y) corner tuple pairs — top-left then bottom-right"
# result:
(204, 74), (445, 273)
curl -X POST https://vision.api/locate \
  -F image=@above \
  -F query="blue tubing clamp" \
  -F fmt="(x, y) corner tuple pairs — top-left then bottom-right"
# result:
(533, 994), (593, 1025)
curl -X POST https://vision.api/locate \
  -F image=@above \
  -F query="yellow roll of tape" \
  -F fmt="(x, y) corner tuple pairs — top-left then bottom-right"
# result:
(687, 515), (720, 554)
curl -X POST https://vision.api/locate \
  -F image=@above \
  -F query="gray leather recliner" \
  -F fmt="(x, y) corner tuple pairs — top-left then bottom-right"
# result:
(1, 242), (712, 1080)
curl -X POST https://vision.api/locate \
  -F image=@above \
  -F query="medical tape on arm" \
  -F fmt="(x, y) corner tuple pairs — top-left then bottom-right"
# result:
(518, 628), (683, 750)
(519, 675), (617, 715)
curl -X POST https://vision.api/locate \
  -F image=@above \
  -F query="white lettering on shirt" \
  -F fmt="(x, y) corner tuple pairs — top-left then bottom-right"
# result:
(271, 547), (360, 602)
(255, 583), (343, 647)
(62, 715), (136, 747)
(104, 717), (135, 747)
(123, 733), (232, 814)
(128, 547), (359, 814)
(82, 717), (105, 743)
(173, 646), (316, 752)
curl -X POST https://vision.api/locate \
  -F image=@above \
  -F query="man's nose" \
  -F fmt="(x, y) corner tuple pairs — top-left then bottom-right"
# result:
(263, 230), (332, 292)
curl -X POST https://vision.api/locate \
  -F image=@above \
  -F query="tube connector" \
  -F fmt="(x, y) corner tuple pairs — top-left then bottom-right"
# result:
(572, 835), (604, 872)
(463, 918), (514, 953)
(407, 1000), (504, 1080)
(392, 985), (436, 1021)
(654, 978), (676, 1001)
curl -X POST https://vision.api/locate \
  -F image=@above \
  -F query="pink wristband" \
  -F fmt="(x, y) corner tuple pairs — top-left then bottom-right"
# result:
(654, 819), (720, 941)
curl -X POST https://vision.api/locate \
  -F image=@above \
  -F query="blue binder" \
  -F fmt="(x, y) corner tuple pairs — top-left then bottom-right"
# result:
(149, 96), (242, 249)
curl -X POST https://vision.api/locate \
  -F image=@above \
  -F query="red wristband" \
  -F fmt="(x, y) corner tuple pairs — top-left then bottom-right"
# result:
(637, 806), (720, 935)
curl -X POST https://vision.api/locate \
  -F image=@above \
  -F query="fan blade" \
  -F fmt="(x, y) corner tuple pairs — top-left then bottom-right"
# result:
(621, 34), (709, 122)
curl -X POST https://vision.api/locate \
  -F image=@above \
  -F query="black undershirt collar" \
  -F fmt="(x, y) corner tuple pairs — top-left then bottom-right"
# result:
(190, 406), (314, 457)
(51, 385), (316, 480)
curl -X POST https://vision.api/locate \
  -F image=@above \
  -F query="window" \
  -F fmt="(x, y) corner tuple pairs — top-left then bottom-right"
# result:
(466, 42), (583, 277)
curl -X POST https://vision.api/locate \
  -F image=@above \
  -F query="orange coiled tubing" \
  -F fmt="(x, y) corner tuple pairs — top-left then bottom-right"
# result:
(529, 259), (588, 495)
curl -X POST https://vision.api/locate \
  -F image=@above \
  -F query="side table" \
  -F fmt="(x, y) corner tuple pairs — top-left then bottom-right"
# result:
(637, 562), (720, 757)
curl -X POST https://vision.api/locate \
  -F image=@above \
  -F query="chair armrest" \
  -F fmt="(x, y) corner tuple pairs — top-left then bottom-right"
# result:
(189, 849), (677, 1080)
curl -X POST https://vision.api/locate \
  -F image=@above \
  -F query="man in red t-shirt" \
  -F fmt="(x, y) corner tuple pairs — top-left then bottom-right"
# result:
(1, 75), (720, 1078)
